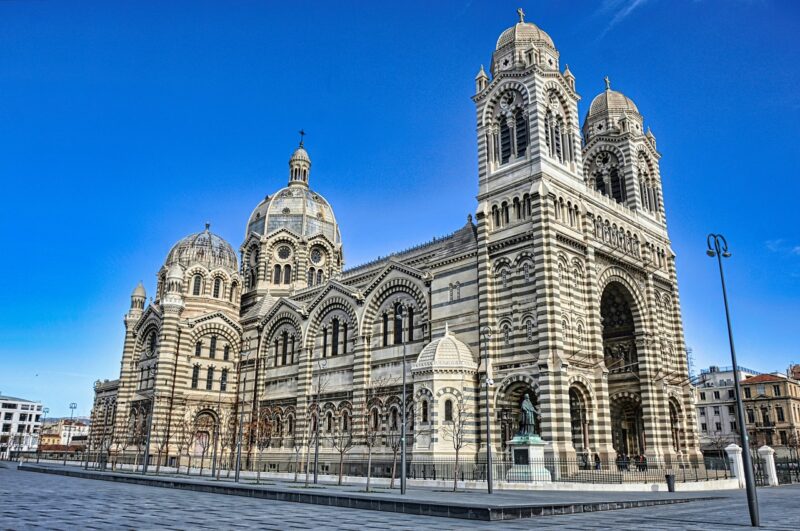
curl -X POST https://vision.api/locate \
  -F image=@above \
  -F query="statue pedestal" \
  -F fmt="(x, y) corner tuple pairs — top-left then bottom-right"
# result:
(505, 435), (551, 482)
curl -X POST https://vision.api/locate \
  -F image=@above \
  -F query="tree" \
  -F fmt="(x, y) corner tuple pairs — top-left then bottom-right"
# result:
(216, 409), (236, 479)
(360, 376), (395, 493)
(329, 410), (355, 485)
(254, 407), (273, 484)
(440, 392), (472, 492)
(195, 413), (214, 476)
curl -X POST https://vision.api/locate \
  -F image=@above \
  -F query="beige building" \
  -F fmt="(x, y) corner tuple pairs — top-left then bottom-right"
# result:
(741, 371), (800, 457)
(92, 11), (700, 468)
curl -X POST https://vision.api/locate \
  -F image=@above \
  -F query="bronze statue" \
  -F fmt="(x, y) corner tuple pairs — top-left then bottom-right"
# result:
(517, 393), (540, 437)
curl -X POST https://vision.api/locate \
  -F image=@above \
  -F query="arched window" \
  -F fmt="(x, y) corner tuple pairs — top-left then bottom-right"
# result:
(322, 327), (328, 358)
(288, 415), (294, 435)
(493, 206), (501, 229)
(192, 275), (202, 296)
(503, 324), (511, 345)
(331, 318), (340, 356)
(342, 323), (348, 355)
(317, 270), (323, 285)
(342, 410), (350, 432)
(191, 365), (199, 388)
(499, 120), (512, 164)
(308, 268), (315, 286)
(371, 408), (379, 431)
(229, 281), (238, 302)
(213, 277), (222, 298)
(422, 400), (429, 423)
(290, 335), (296, 364)
(407, 306), (414, 342)
(444, 399), (453, 422)
(195, 342), (202, 357)
(456, 282), (461, 300)
(390, 407), (398, 430)
(515, 111), (528, 158)
(502, 202), (510, 225)
(326, 411), (333, 432)
(382, 313), (389, 347)
(610, 168), (626, 203)
(281, 331), (288, 365)
(223, 345), (230, 361)
(394, 304), (403, 345)
(283, 265), (291, 284)
(449, 284), (454, 302)
(526, 319), (534, 341)
(209, 336), (217, 359)
(513, 197), (521, 220)
(220, 368), (228, 392)
(273, 265), (281, 284)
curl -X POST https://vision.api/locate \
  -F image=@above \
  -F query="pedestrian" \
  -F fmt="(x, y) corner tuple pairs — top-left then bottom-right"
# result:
(594, 452), (601, 471)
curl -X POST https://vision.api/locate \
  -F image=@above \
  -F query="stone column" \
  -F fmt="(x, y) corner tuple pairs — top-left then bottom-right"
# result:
(758, 445), (779, 486)
(725, 443), (745, 488)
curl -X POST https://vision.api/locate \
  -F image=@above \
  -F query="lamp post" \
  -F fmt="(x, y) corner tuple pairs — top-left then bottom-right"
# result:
(235, 370), (248, 483)
(142, 362), (158, 475)
(313, 356), (327, 484)
(395, 307), (408, 495)
(63, 402), (77, 466)
(707, 233), (759, 527)
(37, 407), (49, 464)
(481, 326), (494, 494)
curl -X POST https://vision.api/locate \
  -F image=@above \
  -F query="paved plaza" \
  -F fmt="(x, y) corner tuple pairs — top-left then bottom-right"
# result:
(1, 464), (798, 530)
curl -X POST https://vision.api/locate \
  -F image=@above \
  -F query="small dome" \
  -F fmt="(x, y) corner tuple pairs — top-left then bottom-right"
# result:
(413, 324), (477, 371)
(165, 224), (238, 274)
(290, 145), (310, 164)
(496, 21), (555, 50)
(132, 281), (146, 298)
(587, 83), (640, 120)
(166, 263), (184, 280)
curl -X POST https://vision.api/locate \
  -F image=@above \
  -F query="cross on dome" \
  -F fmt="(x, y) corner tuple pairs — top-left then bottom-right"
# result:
(605, 76), (611, 90)
(298, 129), (306, 147)
(517, 7), (525, 23)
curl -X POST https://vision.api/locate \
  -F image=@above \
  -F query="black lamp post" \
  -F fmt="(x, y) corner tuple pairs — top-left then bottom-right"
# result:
(706, 233), (759, 527)
(37, 407), (49, 464)
(397, 307), (407, 495)
(313, 356), (327, 484)
(481, 326), (494, 494)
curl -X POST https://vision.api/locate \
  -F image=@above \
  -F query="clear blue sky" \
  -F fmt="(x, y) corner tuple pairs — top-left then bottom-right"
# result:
(1, 1), (798, 417)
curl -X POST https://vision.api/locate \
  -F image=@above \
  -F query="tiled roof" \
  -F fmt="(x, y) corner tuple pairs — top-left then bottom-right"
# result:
(741, 374), (784, 384)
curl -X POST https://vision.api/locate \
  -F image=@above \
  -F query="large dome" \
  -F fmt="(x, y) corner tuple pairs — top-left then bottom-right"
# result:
(587, 86), (640, 120)
(246, 187), (340, 243)
(165, 224), (238, 274)
(245, 143), (340, 244)
(496, 21), (555, 50)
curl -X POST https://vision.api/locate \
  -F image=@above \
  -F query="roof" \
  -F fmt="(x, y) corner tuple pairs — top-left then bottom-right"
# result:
(741, 374), (785, 384)
(165, 224), (238, 274)
(0, 395), (39, 403)
(496, 21), (555, 50)
(413, 324), (477, 372)
(587, 88), (640, 119)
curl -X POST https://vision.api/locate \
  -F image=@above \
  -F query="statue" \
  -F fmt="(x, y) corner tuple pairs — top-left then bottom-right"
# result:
(517, 393), (540, 437)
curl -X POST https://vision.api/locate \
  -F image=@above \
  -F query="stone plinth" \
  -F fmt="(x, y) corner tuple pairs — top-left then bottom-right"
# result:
(505, 435), (551, 482)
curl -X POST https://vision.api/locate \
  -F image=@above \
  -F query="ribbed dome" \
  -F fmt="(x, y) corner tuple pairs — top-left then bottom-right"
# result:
(587, 88), (640, 119)
(246, 187), (340, 243)
(413, 325), (477, 371)
(165, 224), (238, 274)
(132, 281), (146, 298)
(290, 145), (310, 164)
(496, 21), (555, 50)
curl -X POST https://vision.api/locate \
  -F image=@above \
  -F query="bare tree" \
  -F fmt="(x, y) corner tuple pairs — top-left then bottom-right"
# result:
(292, 430), (304, 483)
(195, 414), (214, 476)
(216, 408), (236, 479)
(440, 392), (472, 492)
(329, 411), (356, 485)
(360, 377), (396, 493)
(254, 407), (273, 484)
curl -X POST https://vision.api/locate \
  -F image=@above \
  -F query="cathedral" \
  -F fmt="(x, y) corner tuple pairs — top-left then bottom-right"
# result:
(92, 11), (701, 469)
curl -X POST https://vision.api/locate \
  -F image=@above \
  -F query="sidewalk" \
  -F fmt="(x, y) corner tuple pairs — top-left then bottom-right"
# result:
(19, 463), (728, 521)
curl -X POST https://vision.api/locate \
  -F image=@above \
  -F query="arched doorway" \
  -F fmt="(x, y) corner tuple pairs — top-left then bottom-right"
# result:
(610, 395), (644, 457)
(569, 387), (590, 452)
(601, 282), (639, 374)
(496, 382), (540, 456)
(669, 398), (683, 454)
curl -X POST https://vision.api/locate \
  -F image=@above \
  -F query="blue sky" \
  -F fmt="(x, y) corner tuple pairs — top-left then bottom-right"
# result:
(0, 1), (798, 417)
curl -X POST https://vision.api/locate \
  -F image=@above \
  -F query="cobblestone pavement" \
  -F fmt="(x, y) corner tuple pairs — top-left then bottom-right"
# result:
(1, 464), (797, 530)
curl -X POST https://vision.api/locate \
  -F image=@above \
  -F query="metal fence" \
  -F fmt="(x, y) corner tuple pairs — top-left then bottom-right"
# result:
(37, 450), (733, 484)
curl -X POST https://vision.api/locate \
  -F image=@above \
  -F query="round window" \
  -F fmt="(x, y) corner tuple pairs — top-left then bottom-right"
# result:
(277, 246), (291, 260)
(310, 249), (322, 264)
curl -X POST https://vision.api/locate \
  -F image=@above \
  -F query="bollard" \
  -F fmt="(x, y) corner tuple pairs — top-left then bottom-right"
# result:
(665, 473), (676, 492)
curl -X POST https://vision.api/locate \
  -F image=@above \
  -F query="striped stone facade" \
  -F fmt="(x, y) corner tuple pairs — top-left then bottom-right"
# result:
(93, 13), (700, 468)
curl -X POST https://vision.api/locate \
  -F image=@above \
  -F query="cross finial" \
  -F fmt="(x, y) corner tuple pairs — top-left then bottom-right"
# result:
(205, 222), (210, 231)
(517, 7), (525, 23)
(298, 129), (306, 147)
(604, 76), (611, 90)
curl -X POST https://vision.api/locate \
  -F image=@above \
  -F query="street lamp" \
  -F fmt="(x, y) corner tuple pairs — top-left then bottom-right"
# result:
(235, 361), (250, 483)
(707, 233), (759, 527)
(481, 326), (494, 494)
(37, 407), (49, 464)
(397, 307), (408, 495)
(63, 402), (77, 466)
(313, 355), (327, 484)
(142, 362), (158, 475)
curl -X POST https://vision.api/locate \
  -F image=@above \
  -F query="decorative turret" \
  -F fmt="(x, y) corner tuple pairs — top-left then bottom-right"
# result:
(475, 65), (489, 93)
(288, 130), (311, 187)
(131, 282), (146, 311)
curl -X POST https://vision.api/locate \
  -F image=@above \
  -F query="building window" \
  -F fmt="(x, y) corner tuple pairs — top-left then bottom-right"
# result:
(730, 421), (737, 432)
(342, 323), (348, 355)
(317, 270), (323, 285)
(371, 409), (379, 431)
(422, 400), (428, 423)
(699, 392), (706, 401)
(777, 407), (785, 422)
(308, 268), (315, 286)
(444, 399), (453, 422)
(322, 327), (328, 358)
(342, 411), (350, 432)
(713, 406), (720, 416)
(288, 416), (294, 435)
(394, 304), (403, 345)
(713, 391), (720, 400)
(728, 389), (735, 399)
(773, 385), (782, 397)
(326, 411), (333, 432)
(281, 331), (289, 365)
(291, 335), (296, 364)
(273, 265), (281, 284)
(715, 422), (722, 432)
(390, 408), (398, 431)
(746, 409), (755, 423)
(191, 366), (199, 389)
(744, 387), (751, 398)
(283, 265), (291, 284)
(223, 345), (230, 361)
(220, 369), (228, 392)
(195, 342), (202, 357)
(757, 384), (766, 396)
(780, 431), (788, 445)
(701, 422), (707, 432)
(206, 367), (214, 390)
(382, 313), (389, 347)
(728, 405), (735, 415)
(192, 275), (202, 296)
(332, 318), (340, 356)
(699, 407), (705, 417)
(213, 277), (222, 298)
(515, 112), (528, 158)
(209, 336), (217, 359)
